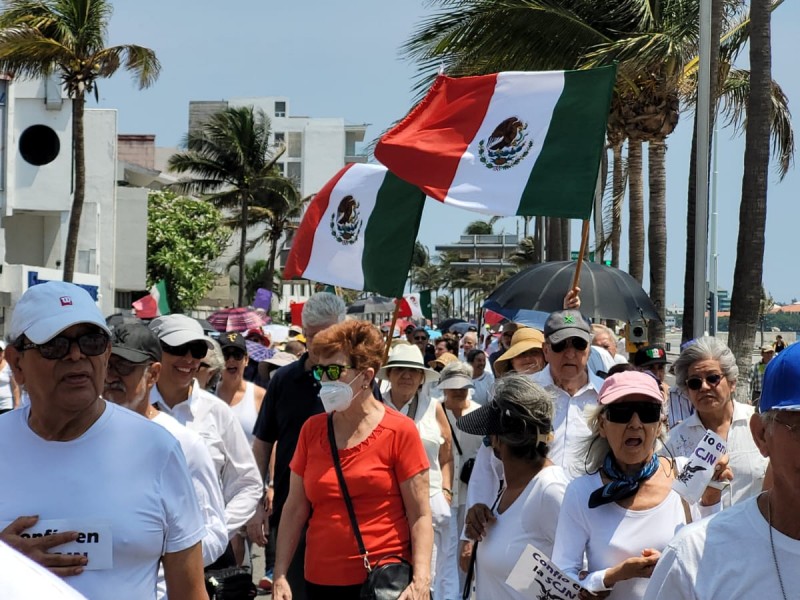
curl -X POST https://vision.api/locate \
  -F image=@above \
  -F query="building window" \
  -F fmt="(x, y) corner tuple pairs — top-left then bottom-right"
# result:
(287, 162), (301, 187)
(275, 162), (285, 175)
(275, 101), (286, 117)
(287, 132), (302, 158)
(115, 290), (133, 310)
(274, 132), (285, 146)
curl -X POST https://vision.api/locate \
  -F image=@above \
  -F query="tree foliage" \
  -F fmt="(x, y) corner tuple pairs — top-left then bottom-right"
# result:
(147, 191), (231, 313)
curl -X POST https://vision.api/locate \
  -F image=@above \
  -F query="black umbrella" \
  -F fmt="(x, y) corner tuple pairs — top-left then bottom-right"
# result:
(449, 322), (477, 335)
(486, 261), (659, 322)
(346, 295), (397, 315)
(437, 318), (465, 333)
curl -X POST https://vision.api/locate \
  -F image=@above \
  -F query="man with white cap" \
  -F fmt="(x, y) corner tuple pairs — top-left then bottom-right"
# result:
(148, 314), (261, 567)
(103, 323), (228, 576)
(645, 342), (800, 599)
(0, 281), (206, 599)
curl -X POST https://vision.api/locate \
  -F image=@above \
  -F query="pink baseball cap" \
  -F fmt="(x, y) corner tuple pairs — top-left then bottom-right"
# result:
(598, 370), (664, 405)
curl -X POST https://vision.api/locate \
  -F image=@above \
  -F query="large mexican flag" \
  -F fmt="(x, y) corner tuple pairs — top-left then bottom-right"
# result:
(284, 163), (425, 298)
(375, 66), (616, 219)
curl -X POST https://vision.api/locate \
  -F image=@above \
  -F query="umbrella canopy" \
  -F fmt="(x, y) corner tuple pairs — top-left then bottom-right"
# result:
(483, 300), (550, 330)
(208, 307), (267, 333)
(449, 322), (477, 335)
(347, 296), (397, 315)
(486, 261), (659, 322)
(437, 318), (465, 333)
(245, 341), (274, 362)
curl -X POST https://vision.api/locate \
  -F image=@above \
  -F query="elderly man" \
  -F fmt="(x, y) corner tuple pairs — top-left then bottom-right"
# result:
(148, 314), (262, 567)
(645, 342), (800, 599)
(248, 292), (346, 595)
(459, 331), (478, 361)
(750, 345), (775, 404)
(0, 282), (206, 599)
(411, 326), (436, 366)
(104, 323), (228, 574)
(591, 323), (627, 365)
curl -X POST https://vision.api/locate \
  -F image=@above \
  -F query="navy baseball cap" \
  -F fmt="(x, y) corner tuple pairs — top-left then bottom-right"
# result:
(760, 342), (800, 412)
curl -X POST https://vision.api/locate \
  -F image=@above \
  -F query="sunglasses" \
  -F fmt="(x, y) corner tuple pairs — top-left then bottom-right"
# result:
(18, 332), (109, 360)
(161, 341), (208, 360)
(686, 373), (723, 391)
(311, 364), (352, 382)
(108, 357), (148, 376)
(414, 336), (429, 342)
(604, 401), (662, 424)
(222, 348), (246, 361)
(549, 337), (589, 353)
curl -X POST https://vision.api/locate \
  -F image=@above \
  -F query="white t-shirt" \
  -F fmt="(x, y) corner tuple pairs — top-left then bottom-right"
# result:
(0, 402), (205, 600)
(476, 466), (569, 600)
(0, 540), (88, 599)
(665, 401), (767, 507)
(471, 371), (495, 406)
(644, 497), (800, 599)
(445, 403), (484, 507)
(551, 469), (688, 599)
(151, 380), (262, 535)
(0, 363), (15, 410)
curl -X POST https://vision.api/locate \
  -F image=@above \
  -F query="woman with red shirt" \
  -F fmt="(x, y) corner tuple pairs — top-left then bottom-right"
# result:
(273, 320), (433, 600)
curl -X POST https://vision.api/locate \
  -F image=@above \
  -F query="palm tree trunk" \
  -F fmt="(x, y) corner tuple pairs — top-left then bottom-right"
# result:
(237, 200), (248, 306)
(63, 92), (86, 282)
(611, 142), (624, 269)
(627, 140), (645, 284)
(533, 216), (543, 263)
(648, 141), (667, 346)
(560, 218), (570, 261)
(266, 231), (279, 293)
(728, 0), (772, 402)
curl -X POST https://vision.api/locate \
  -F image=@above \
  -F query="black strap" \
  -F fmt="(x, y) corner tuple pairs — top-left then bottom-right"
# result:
(462, 480), (504, 600)
(327, 413), (371, 573)
(407, 393), (420, 421)
(446, 412), (463, 456)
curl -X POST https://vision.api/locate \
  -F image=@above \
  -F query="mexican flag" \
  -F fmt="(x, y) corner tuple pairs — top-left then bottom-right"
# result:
(399, 292), (432, 320)
(132, 279), (170, 319)
(284, 163), (426, 298)
(375, 66), (616, 219)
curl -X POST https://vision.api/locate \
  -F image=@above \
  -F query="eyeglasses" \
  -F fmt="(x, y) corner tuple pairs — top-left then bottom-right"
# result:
(108, 357), (149, 376)
(311, 364), (352, 382)
(772, 418), (800, 437)
(549, 337), (589, 353)
(414, 336), (428, 342)
(604, 401), (662, 424)
(161, 341), (208, 360)
(222, 348), (246, 361)
(18, 332), (109, 360)
(686, 373), (723, 391)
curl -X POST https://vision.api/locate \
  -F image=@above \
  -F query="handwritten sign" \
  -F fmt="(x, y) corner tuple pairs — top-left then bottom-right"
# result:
(672, 429), (727, 504)
(0, 519), (112, 570)
(506, 544), (582, 599)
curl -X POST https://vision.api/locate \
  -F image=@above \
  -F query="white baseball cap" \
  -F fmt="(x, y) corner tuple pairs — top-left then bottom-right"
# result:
(9, 281), (110, 344)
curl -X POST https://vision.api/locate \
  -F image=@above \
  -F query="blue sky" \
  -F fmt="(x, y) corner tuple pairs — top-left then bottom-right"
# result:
(99, 1), (799, 305)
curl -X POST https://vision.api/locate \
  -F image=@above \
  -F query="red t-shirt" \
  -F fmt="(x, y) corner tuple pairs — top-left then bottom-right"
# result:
(290, 407), (430, 586)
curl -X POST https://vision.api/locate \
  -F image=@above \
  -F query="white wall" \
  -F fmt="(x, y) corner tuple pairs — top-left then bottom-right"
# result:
(303, 119), (345, 194)
(115, 186), (148, 290)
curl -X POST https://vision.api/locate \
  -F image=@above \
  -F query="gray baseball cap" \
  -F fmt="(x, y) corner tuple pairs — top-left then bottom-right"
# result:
(148, 314), (212, 349)
(544, 310), (592, 344)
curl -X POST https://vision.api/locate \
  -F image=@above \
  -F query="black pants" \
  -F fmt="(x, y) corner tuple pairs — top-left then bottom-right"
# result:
(271, 523), (308, 600)
(306, 581), (362, 600)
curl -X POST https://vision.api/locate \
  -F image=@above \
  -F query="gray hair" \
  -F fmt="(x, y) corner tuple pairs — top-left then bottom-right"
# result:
(302, 292), (346, 328)
(204, 338), (225, 372)
(581, 404), (667, 475)
(591, 324), (617, 343)
(493, 374), (554, 452)
(439, 360), (473, 381)
(673, 336), (739, 391)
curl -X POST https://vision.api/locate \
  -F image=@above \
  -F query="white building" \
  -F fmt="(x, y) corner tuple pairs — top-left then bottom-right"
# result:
(0, 76), (149, 336)
(185, 96), (369, 316)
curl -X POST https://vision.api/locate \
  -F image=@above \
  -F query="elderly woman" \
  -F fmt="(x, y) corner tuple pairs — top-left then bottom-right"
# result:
(665, 336), (769, 507)
(380, 344), (454, 600)
(493, 327), (547, 377)
(273, 321), (432, 600)
(467, 349), (494, 406)
(458, 374), (569, 599)
(552, 371), (722, 600)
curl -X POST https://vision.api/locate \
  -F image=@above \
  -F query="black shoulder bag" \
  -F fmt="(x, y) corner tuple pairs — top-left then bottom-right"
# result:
(462, 480), (504, 600)
(446, 413), (475, 484)
(327, 413), (414, 600)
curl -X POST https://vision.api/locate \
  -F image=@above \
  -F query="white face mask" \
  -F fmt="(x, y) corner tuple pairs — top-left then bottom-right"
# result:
(319, 380), (355, 413)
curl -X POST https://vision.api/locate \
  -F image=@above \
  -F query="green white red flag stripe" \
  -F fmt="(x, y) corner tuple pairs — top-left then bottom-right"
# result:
(375, 66), (616, 219)
(284, 163), (425, 298)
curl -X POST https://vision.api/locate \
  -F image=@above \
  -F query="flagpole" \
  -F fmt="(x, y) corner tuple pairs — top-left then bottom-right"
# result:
(383, 299), (402, 364)
(571, 219), (591, 291)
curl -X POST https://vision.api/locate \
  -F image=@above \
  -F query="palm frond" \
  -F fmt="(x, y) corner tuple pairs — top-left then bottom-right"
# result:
(92, 44), (160, 87)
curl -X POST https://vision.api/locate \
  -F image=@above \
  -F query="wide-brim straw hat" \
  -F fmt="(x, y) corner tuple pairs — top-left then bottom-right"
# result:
(494, 327), (545, 376)
(378, 344), (440, 384)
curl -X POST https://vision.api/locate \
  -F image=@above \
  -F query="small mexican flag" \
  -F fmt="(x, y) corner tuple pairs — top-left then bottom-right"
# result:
(284, 163), (425, 298)
(375, 66), (616, 219)
(399, 292), (432, 320)
(132, 279), (170, 319)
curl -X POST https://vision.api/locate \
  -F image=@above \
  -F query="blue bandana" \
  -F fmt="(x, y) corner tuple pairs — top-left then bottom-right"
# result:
(588, 452), (660, 509)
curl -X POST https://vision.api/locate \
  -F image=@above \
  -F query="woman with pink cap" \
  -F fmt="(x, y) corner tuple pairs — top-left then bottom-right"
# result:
(551, 371), (725, 600)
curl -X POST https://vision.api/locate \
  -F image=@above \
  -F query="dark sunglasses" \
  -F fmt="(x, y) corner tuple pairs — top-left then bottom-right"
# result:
(549, 337), (589, 353)
(604, 401), (662, 424)
(414, 336), (429, 342)
(18, 332), (109, 360)
(108, 357), (149, 376)
(311, 364), (352, 382)
(222, 348), (246, 361)
(161, 341), (208, 360)
(686, 373), (723, 391)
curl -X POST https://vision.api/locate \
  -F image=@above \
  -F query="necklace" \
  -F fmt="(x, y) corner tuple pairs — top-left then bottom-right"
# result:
(766, 493), (788, 600)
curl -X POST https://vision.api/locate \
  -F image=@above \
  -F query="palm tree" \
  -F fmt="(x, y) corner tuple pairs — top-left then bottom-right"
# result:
(509, 236), (538, 267)
(727, 0), (773, 402)
(408, 241), (429, 290)
(168, 106), (295, 306)
(464, 220), (495, 235)
(0, 0), (160, 282)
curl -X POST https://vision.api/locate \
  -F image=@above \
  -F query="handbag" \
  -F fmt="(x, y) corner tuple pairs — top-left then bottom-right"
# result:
(204, 566), (257, 600)
(446, 413), (474, 484)
(327, 413), (414, 600)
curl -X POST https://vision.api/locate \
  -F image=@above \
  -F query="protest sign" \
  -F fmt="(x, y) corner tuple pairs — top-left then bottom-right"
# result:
(506, 543), (582, 599)
(0, 519), (113, 570)
(672, 429), (727, 504)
